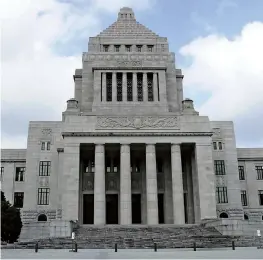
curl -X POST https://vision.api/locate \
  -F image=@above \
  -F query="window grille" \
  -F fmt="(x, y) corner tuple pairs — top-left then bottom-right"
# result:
(116, 73), (123, 101)
(214, 160), (226, 175)
(147, 73), (154, 101)
(239, 166), (245, 180)
(216, 187), (228, 203)
(127, 73), (133, 101)
(256, 166), (263, 180)
(241, 190), (248, 206)
(38, 188), (50, 205)
(106, 73), (112, 101)
(137, 73), (143, 101)
(39, 161), (51, 176)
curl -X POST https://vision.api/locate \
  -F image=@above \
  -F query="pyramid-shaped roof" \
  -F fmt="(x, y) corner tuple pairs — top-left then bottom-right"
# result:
(97, 7), (159, 38)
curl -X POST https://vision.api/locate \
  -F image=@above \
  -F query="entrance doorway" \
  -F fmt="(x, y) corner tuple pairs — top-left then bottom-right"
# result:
(158, 194), (164, 224)
(106, 194), (118, 224)
(83, 194), (94, 224)
(132, 194), (141, 224)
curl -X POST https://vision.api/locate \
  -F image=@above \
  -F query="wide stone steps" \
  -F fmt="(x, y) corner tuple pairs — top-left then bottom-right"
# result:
(2, 225), (263, 249)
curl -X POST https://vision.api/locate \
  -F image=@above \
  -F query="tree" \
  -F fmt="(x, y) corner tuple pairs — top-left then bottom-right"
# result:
(1, 191), (23, 243)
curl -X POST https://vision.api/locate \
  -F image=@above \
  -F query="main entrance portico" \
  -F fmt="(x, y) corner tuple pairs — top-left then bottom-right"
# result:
(62, 139), (217, 225)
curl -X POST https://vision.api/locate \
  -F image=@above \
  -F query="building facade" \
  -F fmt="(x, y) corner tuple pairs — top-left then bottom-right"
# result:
(1, 8), (263, 229)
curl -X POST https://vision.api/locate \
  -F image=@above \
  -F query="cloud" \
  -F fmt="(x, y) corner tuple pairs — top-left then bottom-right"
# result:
(1, 0), (154, 149)
(216, 0), (238, 15)
(180, 22), (263, 147)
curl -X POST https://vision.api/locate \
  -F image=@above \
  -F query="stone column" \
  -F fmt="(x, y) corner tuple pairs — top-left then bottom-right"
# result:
(146, 144), (158, 224)
(102, 72), (106, 102)
(153, 72), (159, 102)
(133, 72), (137, 101)
(143, 72), (148, 102)
(171, 143), (185, 224)
(94, 144), (106, 225)
(93, 70), (101, 104)
(195, 144), (217, 220)
(120, 144), (132, 224)
(122, 72), (127, 102)
(112, 72), (117, 102)
(62, 143), (80, 221)
(158, 70), (167, 103)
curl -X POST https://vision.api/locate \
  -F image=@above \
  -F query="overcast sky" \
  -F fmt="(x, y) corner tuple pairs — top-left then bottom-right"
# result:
(1, 0), (263, 149)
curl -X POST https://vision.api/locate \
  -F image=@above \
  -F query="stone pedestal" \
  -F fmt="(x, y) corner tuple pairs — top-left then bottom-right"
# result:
(146, 144), (158, 224)
(171, 143), (185, 224)
(94, 144), (106, 224)
(120, 144), (132, 224)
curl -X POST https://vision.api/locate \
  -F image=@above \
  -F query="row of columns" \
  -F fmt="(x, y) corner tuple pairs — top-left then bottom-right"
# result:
(101, 72), (159, 102)
(93, 143), (185, 225)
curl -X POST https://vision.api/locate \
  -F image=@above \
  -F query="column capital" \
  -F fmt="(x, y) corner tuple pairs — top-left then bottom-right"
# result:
(95, 143), (105, 153)
(171, 143), (181, 153)
(146, 143), (156, 153)
(120, 143), (130, 153)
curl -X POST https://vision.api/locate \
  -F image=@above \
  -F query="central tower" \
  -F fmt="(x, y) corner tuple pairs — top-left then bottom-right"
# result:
(73, 7), (184, 114)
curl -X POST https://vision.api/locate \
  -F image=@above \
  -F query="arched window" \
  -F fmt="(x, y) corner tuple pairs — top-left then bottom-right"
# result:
(219, 212), (228, 218)
(244, 214), (249, 220)
(38, 214), (47, 221)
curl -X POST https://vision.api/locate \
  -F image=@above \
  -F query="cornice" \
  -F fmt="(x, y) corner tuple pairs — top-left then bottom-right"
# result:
(1, 159), (26, 163)
(61, 132), (213, 138)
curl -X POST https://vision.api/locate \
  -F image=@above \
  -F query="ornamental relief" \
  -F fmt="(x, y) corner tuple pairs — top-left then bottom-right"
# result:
(96, 116), (179, 130)
(215, 176), (227, 186)
(82, 53), (174, 62)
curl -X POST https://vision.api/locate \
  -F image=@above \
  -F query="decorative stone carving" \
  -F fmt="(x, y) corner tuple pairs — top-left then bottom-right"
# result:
(216, 176), (227, 186)
(39, 177), (49, 187)
(106, 173), (118, 191)
(97, 116), (179, 130)
(56, 209), (62, 219)
(41, 128), (52, 136)
(116, 61), (142, 67)
(212, 128), (221, 137)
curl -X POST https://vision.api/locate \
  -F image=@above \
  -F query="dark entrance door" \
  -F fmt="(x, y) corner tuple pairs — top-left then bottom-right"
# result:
(158, 193), (164, 224)
(132, 194), (141, 224)
(106, 194), (118, 224)
(83, 194), (94, 224)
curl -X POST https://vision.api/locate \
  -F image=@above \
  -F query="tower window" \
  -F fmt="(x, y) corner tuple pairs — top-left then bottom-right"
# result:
(127, 73), (133, 101)
(125, 45), (131, 52)
(137, 73), (143, 101)
(103, 45), (109, 52)
(114, 45), (120, 52)
(136, 45), (142, 52)
(39, 161), (51, 176)
(214, 160), (226, 175)
(241, 190), (248, 206)
(147, 73), (154, 101)
(116, 73), (123, 101)
(147, 45), (154, 52)
(106, 73), (112, 101)
(239, 166), (245, 180)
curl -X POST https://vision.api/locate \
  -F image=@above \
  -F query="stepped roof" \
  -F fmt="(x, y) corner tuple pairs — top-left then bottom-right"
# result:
(97, 7), (159, 38)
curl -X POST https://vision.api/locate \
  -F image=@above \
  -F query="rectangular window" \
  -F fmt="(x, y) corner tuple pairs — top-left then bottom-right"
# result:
(38, 188), (50, 205)
(116, 72), (123, 101)
(147, 45), (153, 52)
(258, 190), (263, 205)
(214, 160), (226, 175)
(137, 73), (143, 101)
(136, 45), (142, 52)
(216, 187), (228, 203)
(14, 192), (24, 208)
(125, 45), (131, 52)
(147, 73), (154, 101)
(103, 45), (109, 52)
(1, 167), (4, 181)
(239, 166), (245, 180)
(39, 161), (51, 176)
(106, 73), (112, 101)
(47, 141), (51, 150)
(114, 45), (120, 52)
(218, 142), (223, 150)
(15, 167), (25, 181)
(256, 166), (263, 180)
(213, 142), (217, 150)
(127, 72), (133, 101)
(241, 190), (248, 206)
(41, 142), (45, 150)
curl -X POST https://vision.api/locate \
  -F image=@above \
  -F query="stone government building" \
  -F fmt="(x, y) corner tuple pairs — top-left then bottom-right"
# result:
(1, 7), (263, 239)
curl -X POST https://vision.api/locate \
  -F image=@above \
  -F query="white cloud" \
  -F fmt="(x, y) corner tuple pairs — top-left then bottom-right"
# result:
(1, 0), (154, 149)
(180, 22), (263, 147)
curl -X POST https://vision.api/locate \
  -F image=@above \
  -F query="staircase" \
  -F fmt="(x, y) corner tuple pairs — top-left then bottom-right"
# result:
(2, 225), (263, 249)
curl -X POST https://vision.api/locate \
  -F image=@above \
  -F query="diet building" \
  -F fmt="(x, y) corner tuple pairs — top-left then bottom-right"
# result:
(1, 7), (263, 239)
